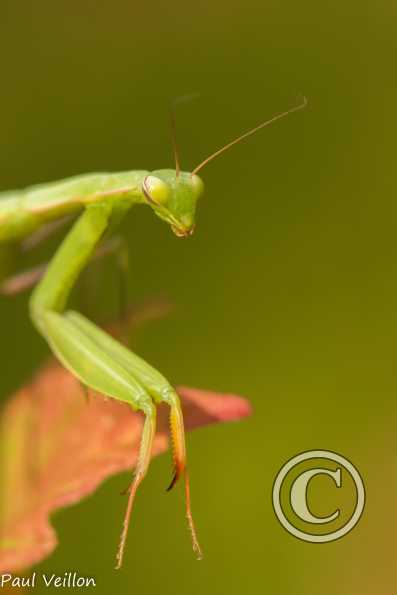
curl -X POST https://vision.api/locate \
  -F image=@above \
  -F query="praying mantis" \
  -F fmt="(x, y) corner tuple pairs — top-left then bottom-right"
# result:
(0, 97), (306, 568)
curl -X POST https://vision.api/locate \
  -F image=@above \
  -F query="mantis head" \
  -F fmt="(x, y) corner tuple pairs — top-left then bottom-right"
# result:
(142, 169), (204, 237)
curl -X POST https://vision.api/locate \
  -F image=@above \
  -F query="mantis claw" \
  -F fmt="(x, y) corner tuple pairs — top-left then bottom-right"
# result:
(166, 470), (178, 492)
(165, 398), (203, 559)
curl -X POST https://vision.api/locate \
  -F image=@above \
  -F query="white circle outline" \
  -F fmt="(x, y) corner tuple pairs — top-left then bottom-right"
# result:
(272, 449), (365, 543)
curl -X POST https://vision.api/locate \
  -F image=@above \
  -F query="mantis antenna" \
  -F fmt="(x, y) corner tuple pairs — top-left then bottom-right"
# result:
(170, 106), (181, 178)
(191, 96), (308, 176)
(170, 93), (201, 177)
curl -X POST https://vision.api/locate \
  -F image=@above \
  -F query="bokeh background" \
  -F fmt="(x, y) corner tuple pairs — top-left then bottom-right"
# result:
(0, 1), (396, 593)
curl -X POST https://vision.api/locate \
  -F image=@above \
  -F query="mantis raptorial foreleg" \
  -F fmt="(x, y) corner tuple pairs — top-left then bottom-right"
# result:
(29, 201), (201, 566)
(61, 310), (201, 559)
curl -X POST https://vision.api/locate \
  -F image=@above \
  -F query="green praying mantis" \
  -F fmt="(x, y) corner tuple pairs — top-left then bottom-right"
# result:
(0, 96), (306, 568)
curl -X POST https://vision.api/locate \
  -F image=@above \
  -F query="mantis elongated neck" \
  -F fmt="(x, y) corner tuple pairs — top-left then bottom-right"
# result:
(0, 170), (149, 242)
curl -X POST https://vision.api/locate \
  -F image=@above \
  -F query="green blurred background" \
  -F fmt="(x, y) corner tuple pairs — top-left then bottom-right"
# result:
(0, 1), (396, 593)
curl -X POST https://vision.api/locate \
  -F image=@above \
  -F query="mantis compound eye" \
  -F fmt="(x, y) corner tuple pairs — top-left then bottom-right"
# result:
(142, 175), (170, 206)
